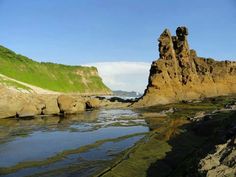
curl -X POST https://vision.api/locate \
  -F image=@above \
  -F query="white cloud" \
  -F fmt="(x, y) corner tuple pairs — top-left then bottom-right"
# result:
(84, 61), (151, 93)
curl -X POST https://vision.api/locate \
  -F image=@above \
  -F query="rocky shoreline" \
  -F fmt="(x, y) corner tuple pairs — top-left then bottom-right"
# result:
(96, 97), (236, 177)
(0, 86), (130, 119)
(189, 102), (236, 177)
(199, 135), (236, 177)
(1, 93), (235, 177)
(0, 26), (235, 177)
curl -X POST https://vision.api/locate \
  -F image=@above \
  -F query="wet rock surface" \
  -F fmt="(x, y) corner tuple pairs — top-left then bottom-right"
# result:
(98, 96), (236, 177)
(199, 135), (236, 177)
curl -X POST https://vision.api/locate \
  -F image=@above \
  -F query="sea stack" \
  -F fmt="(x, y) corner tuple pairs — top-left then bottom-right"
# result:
(135, 26), (236, 106)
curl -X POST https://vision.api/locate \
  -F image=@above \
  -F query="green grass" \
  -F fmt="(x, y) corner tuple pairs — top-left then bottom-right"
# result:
(0, 75), (32, 91)
(0, 45), (111, 93)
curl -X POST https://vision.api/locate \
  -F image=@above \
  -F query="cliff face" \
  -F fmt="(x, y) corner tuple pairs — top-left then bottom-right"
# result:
(136, 27), (236, 106)
(0, 45), (111, 94)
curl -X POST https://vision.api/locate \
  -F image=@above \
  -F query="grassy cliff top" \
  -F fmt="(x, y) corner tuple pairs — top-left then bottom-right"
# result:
(0, 45), (111, 93)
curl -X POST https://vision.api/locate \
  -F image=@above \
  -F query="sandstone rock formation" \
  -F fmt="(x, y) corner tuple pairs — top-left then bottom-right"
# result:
(39, 95), (60, 115)
(85, 98), (101, 109)
(57, 95), (85, 114)
(0, 87), (60, 118)
(0, 86), (129, 119)
(17, 104), (39, 118)
(135, 27), (236, 106)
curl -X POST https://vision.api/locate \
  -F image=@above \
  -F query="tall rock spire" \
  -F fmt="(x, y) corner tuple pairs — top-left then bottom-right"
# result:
(173, 26), (191, 66)
(133, 26), (236, 107)
(158, 29), (176, 60)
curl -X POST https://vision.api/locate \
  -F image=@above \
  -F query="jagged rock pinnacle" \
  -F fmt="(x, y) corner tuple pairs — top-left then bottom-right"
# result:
(134, 26), (236, 107)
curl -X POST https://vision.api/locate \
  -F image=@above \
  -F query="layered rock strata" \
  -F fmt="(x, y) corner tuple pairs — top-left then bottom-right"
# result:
(135, 27), (236, 106)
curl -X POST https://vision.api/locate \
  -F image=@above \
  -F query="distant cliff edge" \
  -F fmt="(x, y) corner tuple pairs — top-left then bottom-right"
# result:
(0, 45), (111, 94)
(135, 26), (236, 106)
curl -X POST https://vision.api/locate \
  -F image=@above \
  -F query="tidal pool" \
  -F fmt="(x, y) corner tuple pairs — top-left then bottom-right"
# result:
(0, 109), (149, 177)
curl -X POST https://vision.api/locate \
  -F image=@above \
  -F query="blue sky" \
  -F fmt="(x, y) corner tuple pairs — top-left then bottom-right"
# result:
(0, 0), (235, 92)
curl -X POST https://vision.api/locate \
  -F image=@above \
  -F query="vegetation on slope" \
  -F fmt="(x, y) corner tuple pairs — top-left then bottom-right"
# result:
(0, 45), (111, 93)
(0, 75), (32, 91)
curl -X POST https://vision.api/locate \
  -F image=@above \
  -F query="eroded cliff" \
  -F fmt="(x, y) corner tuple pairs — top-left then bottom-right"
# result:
(0, 45), (111, 94)
(135, 27), (236, 106)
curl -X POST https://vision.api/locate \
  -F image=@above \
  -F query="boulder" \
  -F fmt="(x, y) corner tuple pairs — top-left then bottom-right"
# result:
(57, 95), (85, 114)
(0, 88), (27, 118)
(86, 98), (101, 109)
(36, 103), (46, 115)
(17, 103), (39, 118)
(57, 95), (74, 112)
(73, 101), (86, 112)
(40, 95), (60, 115)
(0, 100), (20, 118)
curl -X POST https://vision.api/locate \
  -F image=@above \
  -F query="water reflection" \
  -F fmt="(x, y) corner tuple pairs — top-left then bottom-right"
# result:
(3, 135), (144, 177)
(0, 126), (147, 167)
(0, 109), (148, 177)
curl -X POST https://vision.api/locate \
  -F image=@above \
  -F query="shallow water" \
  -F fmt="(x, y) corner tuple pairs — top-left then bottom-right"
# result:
(0, 109), (149, 177)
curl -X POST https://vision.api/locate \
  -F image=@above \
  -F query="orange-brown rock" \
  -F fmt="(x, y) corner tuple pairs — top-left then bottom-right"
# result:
(135, 26), (236, 106)
(85, 98), (101, 109)
(57, 95), (85, 114)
